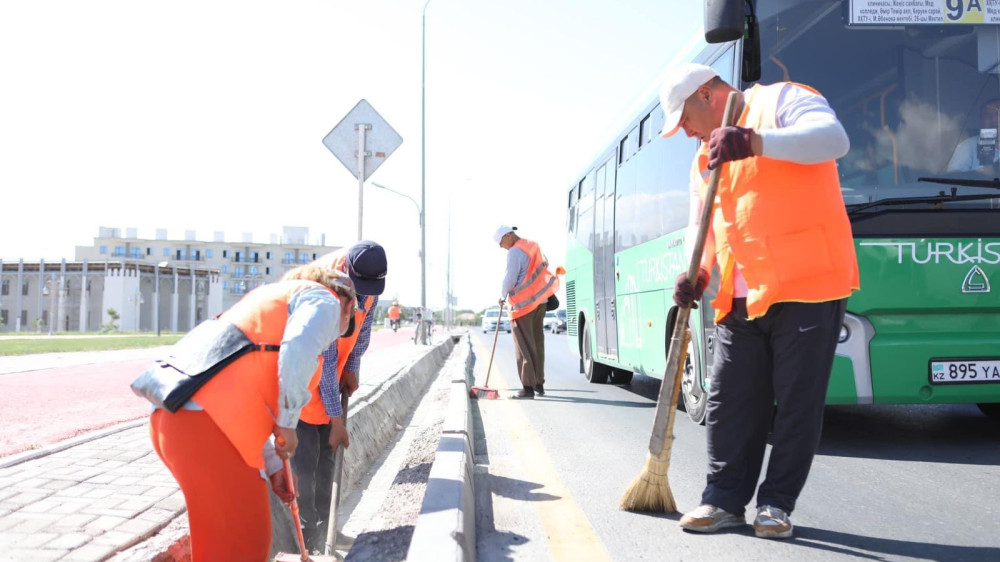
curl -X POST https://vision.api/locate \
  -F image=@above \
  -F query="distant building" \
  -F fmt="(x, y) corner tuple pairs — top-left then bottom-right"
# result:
(0, 226), (337, 333)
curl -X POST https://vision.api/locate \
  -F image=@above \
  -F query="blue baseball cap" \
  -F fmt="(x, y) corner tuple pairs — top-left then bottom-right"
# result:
(347, 240), (387, 296)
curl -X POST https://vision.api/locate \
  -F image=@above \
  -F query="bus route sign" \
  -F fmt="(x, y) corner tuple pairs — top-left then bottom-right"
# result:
(850, 0), (999, 25)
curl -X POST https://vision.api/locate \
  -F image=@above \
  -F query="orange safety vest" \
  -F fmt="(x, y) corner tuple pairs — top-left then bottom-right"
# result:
(193, 280), (330, 469)
(507, 239), (559, 320)
(299, 249), (374, 425)
(693, 82), (860, 323)
(388, 305), (401, 320)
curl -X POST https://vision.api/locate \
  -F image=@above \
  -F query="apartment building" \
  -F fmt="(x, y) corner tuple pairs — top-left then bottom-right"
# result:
(0, 225), (337, 333)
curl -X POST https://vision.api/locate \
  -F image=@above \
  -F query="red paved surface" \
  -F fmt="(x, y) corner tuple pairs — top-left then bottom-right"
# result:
(0, 327), (420, 458)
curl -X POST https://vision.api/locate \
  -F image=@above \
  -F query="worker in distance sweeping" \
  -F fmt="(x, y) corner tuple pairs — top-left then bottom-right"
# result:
(494, 225), (559, 399)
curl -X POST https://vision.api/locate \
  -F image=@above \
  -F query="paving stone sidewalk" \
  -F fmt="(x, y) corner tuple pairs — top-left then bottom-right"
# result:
(0, 339), (443, 562)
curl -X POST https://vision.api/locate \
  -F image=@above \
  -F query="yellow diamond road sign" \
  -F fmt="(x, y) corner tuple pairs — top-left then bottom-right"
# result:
(322, 99), (403, 181)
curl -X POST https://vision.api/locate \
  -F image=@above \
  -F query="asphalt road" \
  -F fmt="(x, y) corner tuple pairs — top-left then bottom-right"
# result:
(471, 329), (1000, 562)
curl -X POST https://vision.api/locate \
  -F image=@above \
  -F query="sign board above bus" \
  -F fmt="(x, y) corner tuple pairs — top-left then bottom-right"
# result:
(850, 0), (999, 25)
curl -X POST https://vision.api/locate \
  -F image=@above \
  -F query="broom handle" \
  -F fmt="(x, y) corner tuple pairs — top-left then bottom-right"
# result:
(275, 434), (311, 562)
(483, 301), (504, 388)
(648, 91), (739, 457)
(283, 458), (310, 561)
(324, 390), (350, 556)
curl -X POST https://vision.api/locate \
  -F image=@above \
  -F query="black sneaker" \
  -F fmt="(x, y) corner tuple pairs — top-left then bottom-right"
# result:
(533, 384), (545, 396)
(510, 389), (535, 399)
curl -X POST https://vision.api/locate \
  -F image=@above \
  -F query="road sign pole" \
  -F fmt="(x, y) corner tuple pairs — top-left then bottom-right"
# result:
(323, 99), (402, 244)
(355, 123), (370, 241)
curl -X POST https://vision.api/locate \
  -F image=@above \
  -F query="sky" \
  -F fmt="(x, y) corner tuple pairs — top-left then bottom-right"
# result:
(0, 0), (703, 313)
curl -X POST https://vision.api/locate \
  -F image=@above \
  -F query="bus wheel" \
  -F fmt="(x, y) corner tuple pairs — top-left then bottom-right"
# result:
(680, 339), (707, 425)
(610, 368), (633, 385)
(977, 403), (1000, 422)
(582, 325), (610, 384)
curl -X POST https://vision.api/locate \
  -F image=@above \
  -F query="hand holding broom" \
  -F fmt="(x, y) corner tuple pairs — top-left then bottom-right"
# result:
(619, 91), (739, 513)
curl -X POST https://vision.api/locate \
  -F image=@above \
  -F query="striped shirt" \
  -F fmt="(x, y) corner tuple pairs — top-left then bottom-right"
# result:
(318, 294), (379, 418)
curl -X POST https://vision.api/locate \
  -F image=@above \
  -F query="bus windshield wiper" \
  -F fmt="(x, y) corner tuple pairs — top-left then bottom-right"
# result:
(846, 193), (1000, 216)
(918, 176), (1000, 189)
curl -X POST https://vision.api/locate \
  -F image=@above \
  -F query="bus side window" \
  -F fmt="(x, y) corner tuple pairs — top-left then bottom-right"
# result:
(650, 103), (665, 139)
(576, 172), (597, 251)
(618, 126), (639, 165)
(567, 185), (578, 234)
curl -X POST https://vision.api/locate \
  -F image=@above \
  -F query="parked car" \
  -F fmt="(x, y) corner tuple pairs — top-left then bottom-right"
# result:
(544, 310), (558, 331)
(545, 309), (567, 333)
(481, 307), (511, 333)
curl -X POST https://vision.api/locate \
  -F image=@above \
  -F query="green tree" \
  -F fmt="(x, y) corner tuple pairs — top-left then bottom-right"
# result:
(101, 308), (120, 333)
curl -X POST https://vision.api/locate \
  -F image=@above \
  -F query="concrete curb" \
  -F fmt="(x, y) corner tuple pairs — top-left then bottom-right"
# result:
(407, 333), (476, 562)
(267, 335), (461, 556)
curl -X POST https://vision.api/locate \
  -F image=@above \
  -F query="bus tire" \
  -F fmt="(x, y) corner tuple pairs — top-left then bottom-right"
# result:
(582, 323), (610, 384)
(977, 402), (1000, 422)
(680, 337), (707, 425)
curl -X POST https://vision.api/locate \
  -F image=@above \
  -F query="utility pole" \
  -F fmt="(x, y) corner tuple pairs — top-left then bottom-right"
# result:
(446, 197), (451, 331)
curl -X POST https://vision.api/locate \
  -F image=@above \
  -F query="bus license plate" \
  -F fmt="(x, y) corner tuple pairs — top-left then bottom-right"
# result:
(930, 360), (1000, 384)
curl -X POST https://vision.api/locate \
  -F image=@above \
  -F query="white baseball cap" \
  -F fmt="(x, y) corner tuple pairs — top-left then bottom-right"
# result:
(658, 63), (719, 138)
(493, 225), (516, 245)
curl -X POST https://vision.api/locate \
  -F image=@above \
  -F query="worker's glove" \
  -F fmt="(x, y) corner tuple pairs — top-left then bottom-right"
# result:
(673, 269), (710, 309)
(708, 126), (755, 170)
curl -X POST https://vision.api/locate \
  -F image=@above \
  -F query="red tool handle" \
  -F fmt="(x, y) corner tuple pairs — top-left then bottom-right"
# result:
(277, 436), (310, 561)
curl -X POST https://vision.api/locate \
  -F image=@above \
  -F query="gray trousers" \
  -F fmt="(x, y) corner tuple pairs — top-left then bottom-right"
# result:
(511, 304), (546, 388)
(291, 420), (333, 537)
(701, 297), (847, 515)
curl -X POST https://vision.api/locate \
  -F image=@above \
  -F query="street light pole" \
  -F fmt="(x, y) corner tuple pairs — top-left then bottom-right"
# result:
(47, 274), (56, 336)
(446, 196), (451, 331)
(372, 182), (424, 311)
(155, 261), (168, 337)
(421, 0), (431, 312)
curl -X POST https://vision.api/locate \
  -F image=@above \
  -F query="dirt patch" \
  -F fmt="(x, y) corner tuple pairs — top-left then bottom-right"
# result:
(345, 383), (448, 561)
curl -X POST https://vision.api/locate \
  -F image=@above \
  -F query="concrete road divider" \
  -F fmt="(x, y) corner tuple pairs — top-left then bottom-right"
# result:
(267, 335), (459, 558)
(407, 334), (477, 562)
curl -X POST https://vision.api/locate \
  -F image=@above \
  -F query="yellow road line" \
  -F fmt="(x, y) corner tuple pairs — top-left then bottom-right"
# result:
(473, 336), (611, 562)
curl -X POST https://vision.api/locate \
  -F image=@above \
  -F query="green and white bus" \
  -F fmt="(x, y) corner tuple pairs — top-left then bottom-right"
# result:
(564, 0), (1000, 424)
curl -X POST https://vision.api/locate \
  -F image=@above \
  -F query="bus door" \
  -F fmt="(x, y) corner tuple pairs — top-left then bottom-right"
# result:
(593, 157), (618, 359)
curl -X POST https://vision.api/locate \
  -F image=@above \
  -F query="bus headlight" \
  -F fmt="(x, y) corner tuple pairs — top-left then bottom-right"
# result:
(838, 324), (850, 343)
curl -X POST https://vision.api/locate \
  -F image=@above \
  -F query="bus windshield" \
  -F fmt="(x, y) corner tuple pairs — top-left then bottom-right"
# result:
(756, 0), (1000, 209)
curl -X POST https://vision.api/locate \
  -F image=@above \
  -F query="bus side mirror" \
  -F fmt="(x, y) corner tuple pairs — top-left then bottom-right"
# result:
(704, 0), (761, 83)
(742, 6), (761, 83)
(704, 0), (743, 43)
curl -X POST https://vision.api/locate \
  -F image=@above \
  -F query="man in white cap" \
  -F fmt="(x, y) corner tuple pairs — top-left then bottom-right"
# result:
(662, 63), (859, 539)
(494, 225), (558, 399)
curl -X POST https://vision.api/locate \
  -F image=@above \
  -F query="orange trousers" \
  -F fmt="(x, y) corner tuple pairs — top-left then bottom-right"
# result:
(150, 409), (272, 561)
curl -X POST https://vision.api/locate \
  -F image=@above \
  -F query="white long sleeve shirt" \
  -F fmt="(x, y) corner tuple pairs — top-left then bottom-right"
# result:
(687, 83), (850, 298)
(501, 246), (530, 298)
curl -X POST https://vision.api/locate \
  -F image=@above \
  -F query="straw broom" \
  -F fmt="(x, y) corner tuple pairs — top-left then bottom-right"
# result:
(619, 91), (739, 512)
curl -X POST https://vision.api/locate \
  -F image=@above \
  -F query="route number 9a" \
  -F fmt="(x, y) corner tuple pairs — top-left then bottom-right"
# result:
(946, 0), (984, 22)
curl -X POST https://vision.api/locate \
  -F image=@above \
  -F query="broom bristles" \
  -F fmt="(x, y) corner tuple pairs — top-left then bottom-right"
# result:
(469, 386), (499, 400)
(618, 453), (677, 513)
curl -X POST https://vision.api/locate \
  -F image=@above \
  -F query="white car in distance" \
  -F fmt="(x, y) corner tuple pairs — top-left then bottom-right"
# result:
(481, 307), (511, 333)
